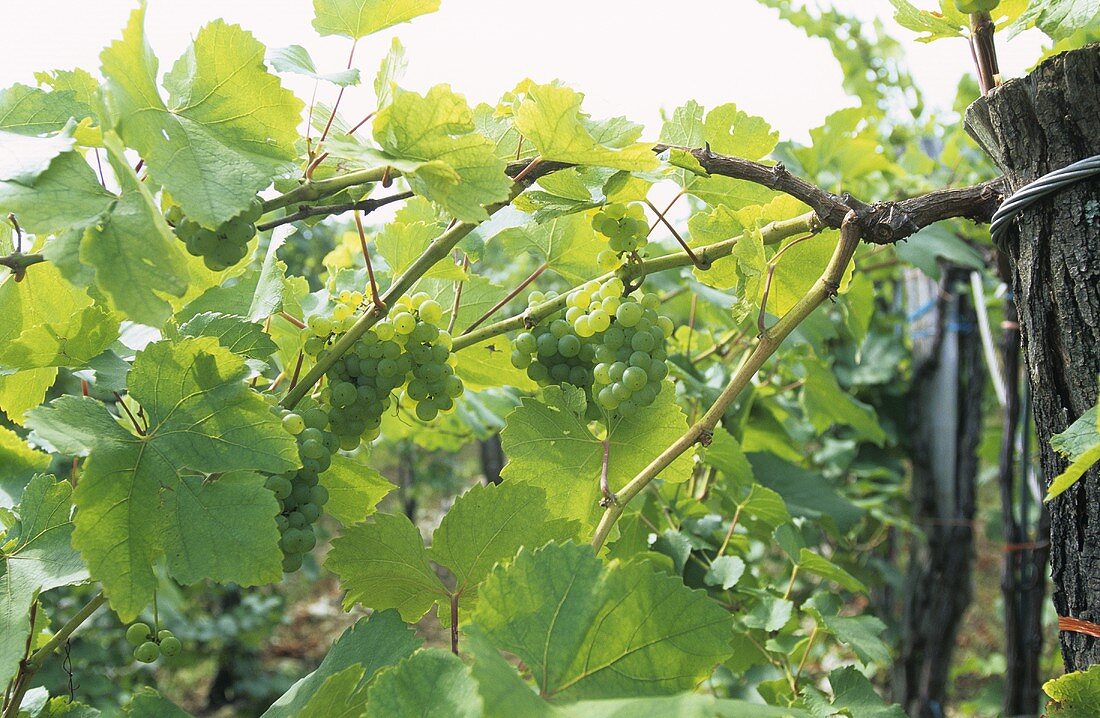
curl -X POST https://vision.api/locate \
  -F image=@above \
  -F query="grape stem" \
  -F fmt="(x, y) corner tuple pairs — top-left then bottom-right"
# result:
(257, 191), (413, 231)
(0, 252), (46, 282)
(450, 595), (460, 655)
(590, 211), (861, 552)
(353, 209), (384, 308)
(599, 437), (615, 506)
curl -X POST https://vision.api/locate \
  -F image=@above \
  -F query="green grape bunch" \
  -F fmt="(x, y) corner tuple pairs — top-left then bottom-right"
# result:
(166, 198), (264, 272)
(593, 203), (649, 271)
(268, 405), (333, 573)
(125, 622), (181, 663)
(511, 277), (672, 421)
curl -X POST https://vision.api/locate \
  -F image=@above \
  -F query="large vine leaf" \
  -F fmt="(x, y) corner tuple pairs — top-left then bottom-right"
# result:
(493, 212), (603, 284)
(0, 83), (95, 137)
(262, 610), (421, 718)
(500, 386), (694, 529)
(312, 0), (441, 39)
(329, 482), (575, 622)
(363, 649), (483, 717)
(371, 85), (513, 222)
(513, 84), (658, 172)
(327, 512), (447, 622)
(1044, 664), (1100, 717)
(428, 482), (579, 600)
(472, 541), (733, 701)
(25, 337), (300, 620)
(0, 474), (87, 689)
(100, 6), (303, 228)
(0, 262), (118, 372)
(0, 149), (114, 237)
(0, 426), (50, 506)
(0, 127), (75, 185)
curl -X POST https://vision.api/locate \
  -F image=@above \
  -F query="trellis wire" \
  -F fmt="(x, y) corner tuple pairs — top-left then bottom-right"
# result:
(990, 154), (1100, 251)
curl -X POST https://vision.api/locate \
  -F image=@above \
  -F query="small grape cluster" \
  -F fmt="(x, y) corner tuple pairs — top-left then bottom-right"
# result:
(511, 278), (672, 420)
(388, 294), (463, 423)
(126, 622), (180, 663)
(593, 203), (648, 271)
(167, 199), (263, 272)
(268, 407), (332, 573)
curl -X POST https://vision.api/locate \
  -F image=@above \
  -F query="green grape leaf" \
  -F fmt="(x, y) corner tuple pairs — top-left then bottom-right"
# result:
(326, 511), (448, 622)
(743, 594), (794, 632)
(0, 127), (75, 185)
(371, 85), (513, 222)
(298, 666), (369, 718)
(100, 7), (303, 228)
(1009, 0), (1100, 41)
(176, 312), (277, 361)
(0, 426), (50, 507)
(78, 133), (189, 326)
(1045, 664), (1100, 717)
(703, 427), (755, 488)
(1047, 443), (1100, 501)
(817, 666), (907, 718)
(888, 0), (966, 42)
(375, 203), (463, 280)
(493, 212), (602, 284)
(746, 453), (864, 534)
(817, 613), (891, 667)
(0, 474), (87, 689)
(322, 453), (394, 526)
(25, 337), (299, 620)
(428, 482), (579, 599)
(466, 625), (553, 718)
(500, 386), (694, 529)
(796, 548), (866, 592)
(513, 84), (658, 172)
(0, 368), (57, 425)
(702, 103), (779, 160)
(262, 610), (421, 718)
(659, 100), (704, 148)
(769, 230), (854, 314)
(312, 0), (441, 39)
(452, 336), (537, 392)
(123, 688), (192, 717)
(801, 361), (886, 446)
(0, 262), (118, 372)
(705, 556), (746, 590)
(1047, 398), (1100, 500)
(364, 649), (483, 717)
(374, 38), (407, 110)
(734, 484), (792, 530)
(0, 150), (114, 237)
(268, 45), (360, 86)
(894, 224), (985, 279)
(0, 83), (94, 137)
(473, 541), (732, 701)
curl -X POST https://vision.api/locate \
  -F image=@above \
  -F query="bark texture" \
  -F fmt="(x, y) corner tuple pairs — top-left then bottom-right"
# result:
(896, 268), (985, 718)
(965, 44), (1100, 671)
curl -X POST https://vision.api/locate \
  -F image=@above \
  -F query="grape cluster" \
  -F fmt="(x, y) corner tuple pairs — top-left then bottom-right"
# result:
(268, 407), (332, 573)
(511, 277), (672, 420)
(593, 203), (648, 271)
(126, 622), (180, 663)
(167, 199), (263, 272)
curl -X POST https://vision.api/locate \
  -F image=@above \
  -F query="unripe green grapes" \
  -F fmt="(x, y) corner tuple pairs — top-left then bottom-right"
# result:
(169, 198), (263, 272)
(159, 635), (181, 657)
(593, 203), (648, 259)
(134, 641), (159, 663)
(126, 622), (151, 647)
(511, 277), (672, 421)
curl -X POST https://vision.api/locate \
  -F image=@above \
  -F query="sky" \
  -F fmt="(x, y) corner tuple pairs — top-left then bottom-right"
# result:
(0, 1), (1049, 144)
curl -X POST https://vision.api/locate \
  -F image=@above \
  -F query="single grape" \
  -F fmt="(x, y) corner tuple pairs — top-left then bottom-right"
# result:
(159, 636), (181, 657)
(282, 413), (305, 435)
(134, 641), (160, 663)
(126, 623), (151, 647)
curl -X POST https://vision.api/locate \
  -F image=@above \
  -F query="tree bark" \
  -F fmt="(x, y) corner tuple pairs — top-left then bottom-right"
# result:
(965, 44), (1100, 671)
(896, 267), (986, 718)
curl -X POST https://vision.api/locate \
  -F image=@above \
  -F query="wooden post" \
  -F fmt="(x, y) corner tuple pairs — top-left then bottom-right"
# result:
(965, 44), (1100, 672)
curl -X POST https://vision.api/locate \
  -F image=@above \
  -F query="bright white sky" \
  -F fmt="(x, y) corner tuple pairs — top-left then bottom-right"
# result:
(0, 1), (1047, 142)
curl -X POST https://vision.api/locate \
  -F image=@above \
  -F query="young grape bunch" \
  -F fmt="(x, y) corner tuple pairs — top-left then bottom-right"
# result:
(511, 277), (673, 421)
(389, 293), (462, 423)
(593, 203), (649, 270)
(167, 198), (264, 272)
(125, 622), (181, 663)
(268, 405), (333, 573)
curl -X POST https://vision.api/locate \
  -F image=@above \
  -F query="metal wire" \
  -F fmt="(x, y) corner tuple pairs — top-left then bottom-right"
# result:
(990, 154), (1100, 251)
